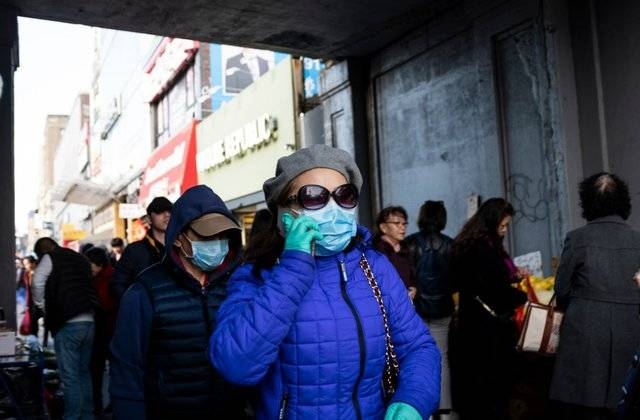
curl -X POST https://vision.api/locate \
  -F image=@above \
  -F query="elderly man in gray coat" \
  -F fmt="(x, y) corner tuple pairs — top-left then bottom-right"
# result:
(550, 172), (640, 420)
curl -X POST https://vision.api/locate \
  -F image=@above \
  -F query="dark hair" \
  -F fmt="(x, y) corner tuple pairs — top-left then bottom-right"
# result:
(245, 177), (303, 269)
(579, 172), (631, 221)
(84, 247), (110, 268)
(453, 197), (515, 256)
(110, 237), (124, 248)
(417, 201), (447, 233)
(375, 206), (407, 236)
(34, 237), (58, 259)
(249, 209), (273, 241)
(79, 243), (95, 254)
(23, 256), (37, 265)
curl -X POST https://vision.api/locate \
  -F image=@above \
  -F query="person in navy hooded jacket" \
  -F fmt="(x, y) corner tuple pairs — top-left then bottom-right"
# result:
(210, 144), (441, 420)
(109, 185), (250, 419)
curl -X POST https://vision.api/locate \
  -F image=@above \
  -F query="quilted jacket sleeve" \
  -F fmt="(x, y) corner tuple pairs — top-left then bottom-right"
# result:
(210, 250), (316, 385)
(369, 251), (442, 418)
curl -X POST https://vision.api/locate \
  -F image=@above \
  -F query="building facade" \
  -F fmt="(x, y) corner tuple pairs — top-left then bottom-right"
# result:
(318, 0), (637, 275)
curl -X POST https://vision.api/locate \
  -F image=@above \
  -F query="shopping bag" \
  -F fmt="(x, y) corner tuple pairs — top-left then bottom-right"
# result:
(18, 309), (31, 337)
(517, 298), (563, 355)
(514, 276), (538, 334)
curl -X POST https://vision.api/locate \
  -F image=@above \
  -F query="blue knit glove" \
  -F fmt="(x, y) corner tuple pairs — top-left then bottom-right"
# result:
(384, 402), (422, 420)
(281, 212), (323, 254)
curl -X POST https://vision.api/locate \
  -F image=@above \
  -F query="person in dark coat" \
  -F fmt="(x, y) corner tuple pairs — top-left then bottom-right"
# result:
(84, 247), (117, 416)
(110, 196), (172, 301)
(32, 237), (101, 420)
(109, 185), (249, 419)
(109, 237), (125, 266)
(449, 198), (527, 420)
(550, 172), (640, 420)
(405, 200), (455, 419)
(373, 205), (417, 299)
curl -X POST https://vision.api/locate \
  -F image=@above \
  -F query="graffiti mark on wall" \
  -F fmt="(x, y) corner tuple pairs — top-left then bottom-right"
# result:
(509, 173), (550, 223)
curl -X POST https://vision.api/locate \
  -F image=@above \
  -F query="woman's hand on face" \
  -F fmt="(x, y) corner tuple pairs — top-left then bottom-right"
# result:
(408, 287), (417, 300)
(281, 212), (323, 255)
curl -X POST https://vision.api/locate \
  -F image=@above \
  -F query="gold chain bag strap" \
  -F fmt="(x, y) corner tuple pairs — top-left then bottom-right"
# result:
(359, 255), (400, 400)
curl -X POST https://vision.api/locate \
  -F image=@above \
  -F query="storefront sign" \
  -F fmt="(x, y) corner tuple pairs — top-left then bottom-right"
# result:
(144, 38), (199, 102)
(145, 142), (185, 185)
(119, 203), (146, 219)
(138, 120), (198, 206)
(61, 223), (87, 241)
(197, 114), (277, 171)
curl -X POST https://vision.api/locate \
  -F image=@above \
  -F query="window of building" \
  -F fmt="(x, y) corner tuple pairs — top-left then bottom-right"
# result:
(152, 60), (197, 146)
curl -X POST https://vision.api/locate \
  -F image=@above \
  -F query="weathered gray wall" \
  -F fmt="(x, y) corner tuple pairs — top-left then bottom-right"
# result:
(367, 0), (570, 273)
(593, 0), (640, 228)
(567, 0), (640, 230)
(320, 60), (373, 227)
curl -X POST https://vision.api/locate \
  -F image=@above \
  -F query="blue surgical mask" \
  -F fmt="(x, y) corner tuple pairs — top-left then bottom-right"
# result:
(300, 201), (357, 256)
(188, 238), (229, 271)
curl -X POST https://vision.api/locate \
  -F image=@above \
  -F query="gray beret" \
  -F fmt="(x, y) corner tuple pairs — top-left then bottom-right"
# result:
(263, 144), (363, 210)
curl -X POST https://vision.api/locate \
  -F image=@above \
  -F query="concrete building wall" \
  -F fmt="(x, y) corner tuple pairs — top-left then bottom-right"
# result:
(321, 0), (574, 273)
(568, 0), (640, 229)
(320, 60), (373, 227)
(53, 94), (89, 184)
(41, 115), (68, 189)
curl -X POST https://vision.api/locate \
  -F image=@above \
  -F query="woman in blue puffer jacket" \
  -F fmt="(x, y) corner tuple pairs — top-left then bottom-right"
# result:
(210, 145), (441, 419)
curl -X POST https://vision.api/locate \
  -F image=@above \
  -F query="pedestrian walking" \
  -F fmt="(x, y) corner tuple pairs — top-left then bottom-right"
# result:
(405, 200), (456, 419)
(84, 246), (117, 417)
(109, 185), (250, 419)
(210, 144), (441, 419)
(32, 237), (100, 420)
(111, 196), (172, 301)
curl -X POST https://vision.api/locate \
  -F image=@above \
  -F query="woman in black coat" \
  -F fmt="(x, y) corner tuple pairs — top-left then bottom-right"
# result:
(449, 198), (527, 420)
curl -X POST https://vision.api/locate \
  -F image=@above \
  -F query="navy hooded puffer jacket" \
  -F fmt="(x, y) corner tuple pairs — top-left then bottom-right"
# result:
(110, 185), (248, 419)
(210, 226), (441, 419)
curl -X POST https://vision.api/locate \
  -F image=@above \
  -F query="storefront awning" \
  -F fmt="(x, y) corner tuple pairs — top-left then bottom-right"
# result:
(51, 179), (115, 207)
(138, 120), (198, 206)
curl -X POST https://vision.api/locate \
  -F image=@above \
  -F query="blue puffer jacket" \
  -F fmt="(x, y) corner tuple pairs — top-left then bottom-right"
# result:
(210, 226), (441, 419)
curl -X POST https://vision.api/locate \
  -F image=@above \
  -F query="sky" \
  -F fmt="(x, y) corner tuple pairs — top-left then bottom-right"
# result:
(13, 18), (93, 235)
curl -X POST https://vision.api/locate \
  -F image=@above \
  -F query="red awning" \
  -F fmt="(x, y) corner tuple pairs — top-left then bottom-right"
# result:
(138, 120), (198, 206)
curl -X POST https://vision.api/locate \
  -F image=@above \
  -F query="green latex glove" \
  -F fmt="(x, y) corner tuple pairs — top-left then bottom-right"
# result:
(384, 402), (422, 420)
(281, 212), (323, 254)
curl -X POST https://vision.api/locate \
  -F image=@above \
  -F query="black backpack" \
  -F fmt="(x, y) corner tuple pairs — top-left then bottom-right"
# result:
(412, 233), (454, 320)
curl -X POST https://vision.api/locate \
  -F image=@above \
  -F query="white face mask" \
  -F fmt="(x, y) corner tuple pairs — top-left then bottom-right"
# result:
(186, 237), (229, 271)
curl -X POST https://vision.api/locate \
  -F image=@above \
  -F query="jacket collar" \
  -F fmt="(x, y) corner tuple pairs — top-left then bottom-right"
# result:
(588, 215), (626, 225)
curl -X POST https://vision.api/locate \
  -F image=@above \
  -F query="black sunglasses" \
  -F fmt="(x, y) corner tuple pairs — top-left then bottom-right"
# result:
(286, 183), (359, 210)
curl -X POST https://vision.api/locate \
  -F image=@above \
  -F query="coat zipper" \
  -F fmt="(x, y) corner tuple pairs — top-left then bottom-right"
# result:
(278, 392), (289, 420)
(201, 286), (213, 336)
(339, 259), (364, 420)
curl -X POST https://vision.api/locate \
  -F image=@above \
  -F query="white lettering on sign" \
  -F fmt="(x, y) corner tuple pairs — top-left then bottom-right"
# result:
(145, 142), (185, 184)
(197, 114), (277, 172)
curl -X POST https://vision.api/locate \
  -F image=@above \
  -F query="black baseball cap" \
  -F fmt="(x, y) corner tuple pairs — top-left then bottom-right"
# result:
(146, 197), (173, 215)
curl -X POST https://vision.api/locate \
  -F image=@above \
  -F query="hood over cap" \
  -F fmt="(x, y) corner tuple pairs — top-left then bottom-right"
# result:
(263, 144), (363, 212)
(164, 185), (241, 260)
